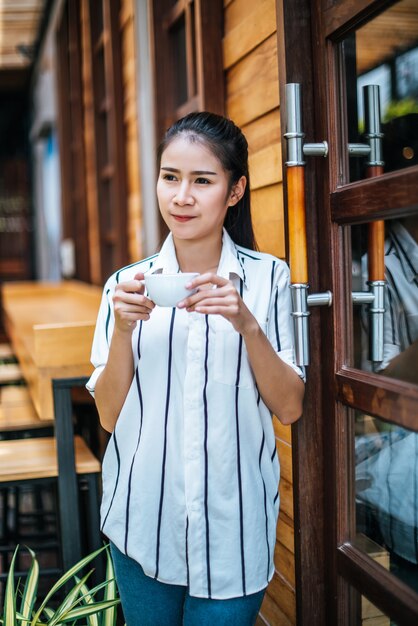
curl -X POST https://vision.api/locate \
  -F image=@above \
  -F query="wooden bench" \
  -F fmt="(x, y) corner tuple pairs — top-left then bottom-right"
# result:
(0, 377), (103, 584)
(0, 436), (100, 482)
(0, 386), (52, 434)
(2, 281), (101, 420)
(0, 363), (23, 385)
(0, 343), (15, 362)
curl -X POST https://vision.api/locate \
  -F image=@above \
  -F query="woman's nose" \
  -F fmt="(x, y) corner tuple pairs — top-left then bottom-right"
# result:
(174, 181), (193, 205)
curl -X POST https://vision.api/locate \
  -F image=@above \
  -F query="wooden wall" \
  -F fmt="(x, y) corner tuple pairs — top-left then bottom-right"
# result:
(223, 1), (296, 624)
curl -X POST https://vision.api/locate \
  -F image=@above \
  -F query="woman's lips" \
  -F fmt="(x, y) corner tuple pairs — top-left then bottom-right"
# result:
(172, 215), (195, 222)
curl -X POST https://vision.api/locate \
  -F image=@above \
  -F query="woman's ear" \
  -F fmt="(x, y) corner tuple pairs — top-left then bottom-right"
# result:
(229, 176), (247, 206)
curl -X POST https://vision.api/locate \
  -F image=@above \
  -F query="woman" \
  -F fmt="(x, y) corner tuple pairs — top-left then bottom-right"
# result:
(87, 111), (305, 625)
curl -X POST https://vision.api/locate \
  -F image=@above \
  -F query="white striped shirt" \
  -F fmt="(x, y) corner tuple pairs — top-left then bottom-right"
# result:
(87, 230), (303, 599)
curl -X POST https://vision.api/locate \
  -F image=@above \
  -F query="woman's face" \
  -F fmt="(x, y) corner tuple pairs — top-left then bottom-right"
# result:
(157, 135), (243, 246)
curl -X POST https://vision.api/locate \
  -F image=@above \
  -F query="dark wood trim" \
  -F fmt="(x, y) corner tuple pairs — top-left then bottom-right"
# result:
(87, 0), (128, 281)
(323, 0), (393, 39)
(151, 0), (224, 140)
(338, 543), (418, 625)
(150, 0), (224, 243)
(196, 0), (224, 115)
(277, 0), (328, 624)
(56, 0), (91, 282)
(331, 166), (418, 224)
(104, 0), (128, 270)
(336, 368), (418, 428)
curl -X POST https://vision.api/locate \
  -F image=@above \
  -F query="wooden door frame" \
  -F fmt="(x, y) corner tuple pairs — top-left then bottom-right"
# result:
(276, 1), (331, 624)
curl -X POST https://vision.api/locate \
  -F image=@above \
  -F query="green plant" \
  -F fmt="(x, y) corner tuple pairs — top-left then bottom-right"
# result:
(383, 97), (418, 123)
(0, 545), (121, 626)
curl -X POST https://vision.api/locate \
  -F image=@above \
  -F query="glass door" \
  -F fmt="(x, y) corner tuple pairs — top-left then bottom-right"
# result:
(278, 1), (418, 624)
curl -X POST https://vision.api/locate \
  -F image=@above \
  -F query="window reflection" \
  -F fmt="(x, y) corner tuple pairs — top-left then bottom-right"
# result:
(352, 216), (418, 385)
(341, 0), (418, 182)
(355, 413), (418, 594)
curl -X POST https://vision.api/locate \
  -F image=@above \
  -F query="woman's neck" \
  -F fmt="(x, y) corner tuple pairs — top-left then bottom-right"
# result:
(174, 235), (223, 274)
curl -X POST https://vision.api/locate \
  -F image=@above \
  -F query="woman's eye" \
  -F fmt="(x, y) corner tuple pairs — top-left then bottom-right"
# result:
(195, 177), (210, 185)
(162, 173), (177, 181)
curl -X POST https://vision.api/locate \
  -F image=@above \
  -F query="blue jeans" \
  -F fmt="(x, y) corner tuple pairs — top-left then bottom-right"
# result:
(110, 542), (266, 626)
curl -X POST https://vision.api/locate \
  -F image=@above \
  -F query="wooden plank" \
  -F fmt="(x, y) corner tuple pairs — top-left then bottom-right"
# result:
(260, 591), (294, 626)
(243, 110), (281, 155)
(277, 513), (295, 555)
(250, 184), (285, 258)
(33, 322), (96, 368)
(224, 0), (256, 33)
(279, 477), (294, 521)
(274, 416), (292, 445)
(249, 143), (282, 190)
(274, 540), (295, 588)
(277, 438), (293, 483)
(265, 572), (296, 623)
(226, 35), (279, 127)
(0, 435), (100, 482)
(223, 0), (276, 69)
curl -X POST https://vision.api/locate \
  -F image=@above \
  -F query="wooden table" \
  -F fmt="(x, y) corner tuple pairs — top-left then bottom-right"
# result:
(2, 280), (102, 420)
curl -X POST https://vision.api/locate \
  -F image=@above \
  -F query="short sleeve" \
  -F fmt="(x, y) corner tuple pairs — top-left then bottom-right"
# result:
(266, 261), (306, 381)
(86, 283), (115, 396)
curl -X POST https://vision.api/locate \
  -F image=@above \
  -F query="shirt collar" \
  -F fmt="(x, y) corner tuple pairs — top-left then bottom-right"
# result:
(389, 221), (418, 283)
(147, 229), (249, 288)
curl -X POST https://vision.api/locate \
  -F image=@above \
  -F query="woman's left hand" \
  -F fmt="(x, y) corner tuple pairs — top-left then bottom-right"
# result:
(177, 273), (257, 335)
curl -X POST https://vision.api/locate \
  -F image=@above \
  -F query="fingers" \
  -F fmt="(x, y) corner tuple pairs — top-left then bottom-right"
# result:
(185, 272), (228, 290)
(113, 277), (155, 329)
(178, 277), (239, 313)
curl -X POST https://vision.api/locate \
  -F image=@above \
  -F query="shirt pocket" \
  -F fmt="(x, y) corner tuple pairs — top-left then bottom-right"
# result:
(212, 317), (267, 389)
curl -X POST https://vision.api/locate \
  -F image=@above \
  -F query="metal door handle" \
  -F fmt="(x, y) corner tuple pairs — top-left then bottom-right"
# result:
(284, 83), (385, 366)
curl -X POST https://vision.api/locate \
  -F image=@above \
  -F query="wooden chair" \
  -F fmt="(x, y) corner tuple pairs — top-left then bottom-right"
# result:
(0, 377), (102, 588)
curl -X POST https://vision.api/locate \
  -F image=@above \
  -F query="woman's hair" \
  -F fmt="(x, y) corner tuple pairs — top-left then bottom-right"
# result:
(157, 111), (257, 250)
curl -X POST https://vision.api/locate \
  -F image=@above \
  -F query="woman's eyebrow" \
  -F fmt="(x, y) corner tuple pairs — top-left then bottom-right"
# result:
(160, 166), (218, 175)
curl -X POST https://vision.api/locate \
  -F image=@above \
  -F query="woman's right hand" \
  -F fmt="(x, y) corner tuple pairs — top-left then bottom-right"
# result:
(112, 271), (155, 331)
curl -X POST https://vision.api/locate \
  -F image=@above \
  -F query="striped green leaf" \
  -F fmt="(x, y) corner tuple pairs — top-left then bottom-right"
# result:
(30, 546), (107, 626)
(47, 571), (93, 626)
(55, 601), (120, 623)
(19, 548), (39, 625)
(3, 545), (19, 626)
(101, 549), (117, 626)
(73, 576), (99, 626)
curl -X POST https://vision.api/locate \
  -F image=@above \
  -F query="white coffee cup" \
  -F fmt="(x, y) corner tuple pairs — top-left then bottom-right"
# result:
(144, 273), (199, 307)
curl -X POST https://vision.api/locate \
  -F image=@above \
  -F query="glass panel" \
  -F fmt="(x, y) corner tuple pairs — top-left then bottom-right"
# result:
(340, 0), (418, 183)
(169, 14), (188, 107)
(349, 585), (398, 626)
(351, 216), (418, 384)
(361, 593), (392, 626)
(354, 412), (418, 594)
